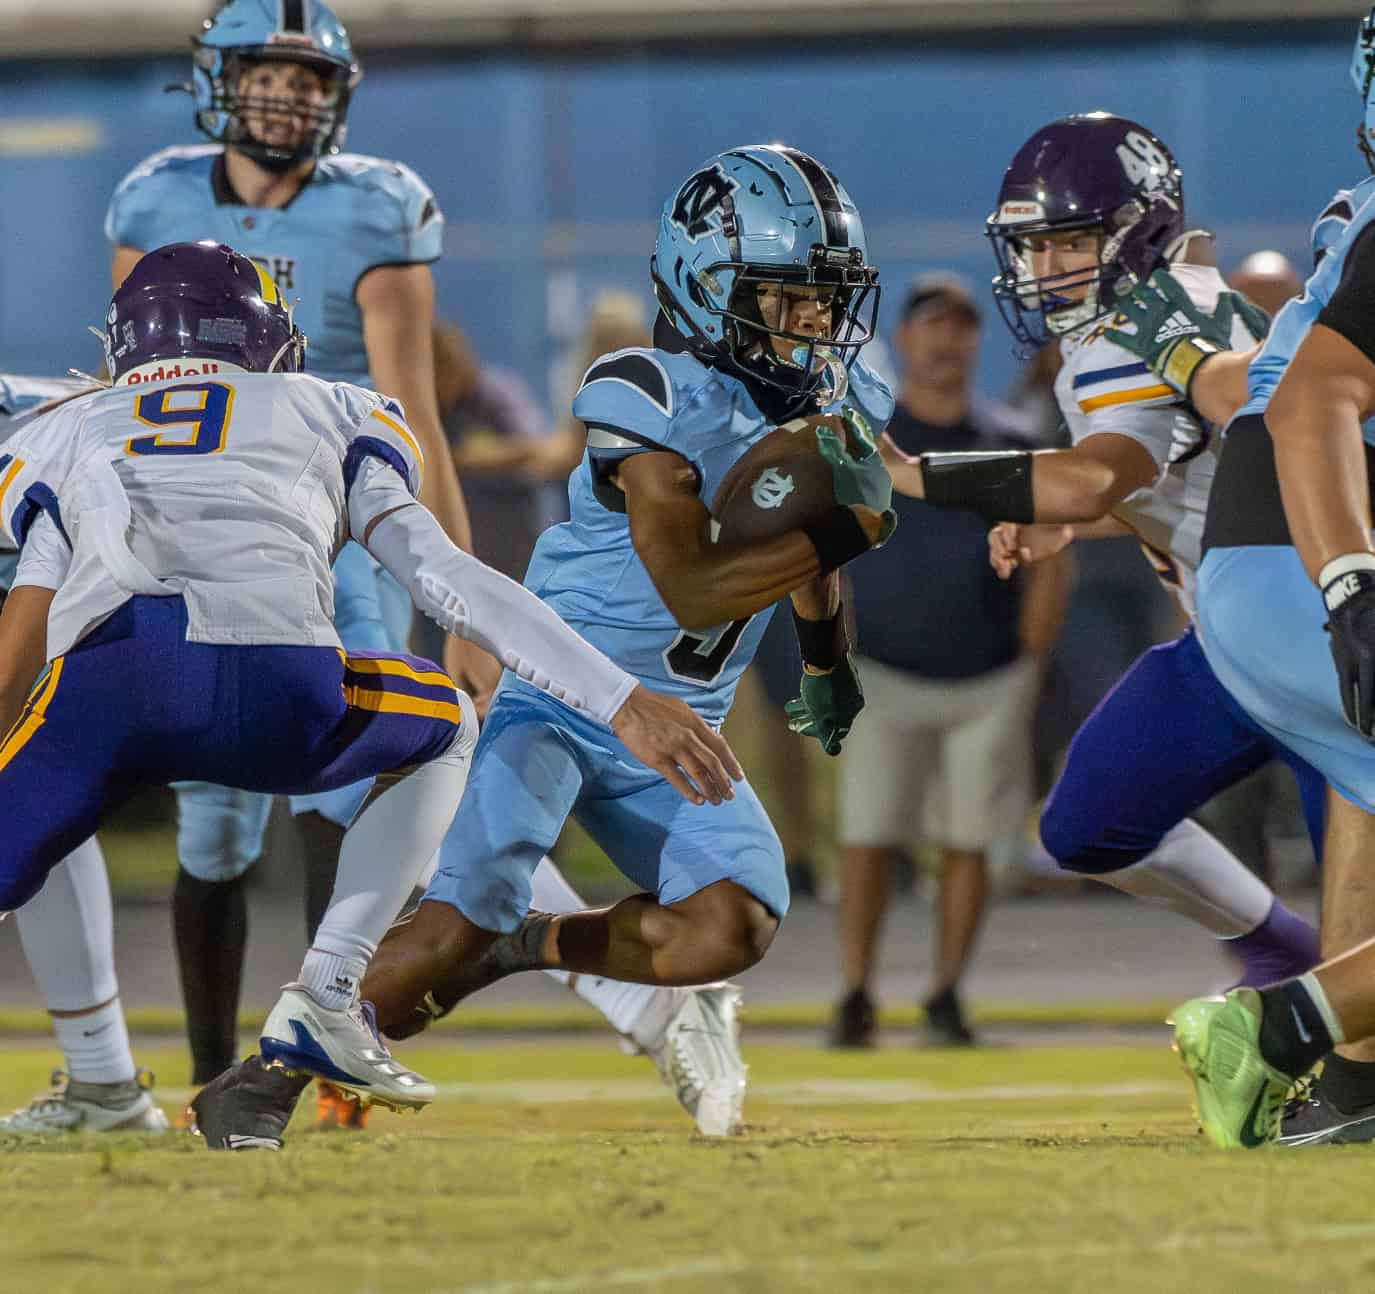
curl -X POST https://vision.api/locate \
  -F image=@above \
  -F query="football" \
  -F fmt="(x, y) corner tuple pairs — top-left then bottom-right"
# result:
(710, 414), (850, 545)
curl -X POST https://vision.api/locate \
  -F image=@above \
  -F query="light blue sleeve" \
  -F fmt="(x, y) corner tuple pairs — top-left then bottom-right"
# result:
(348, 159), (444, 269)
(572, 349), (676, 459)
(105, 150), (180, 250)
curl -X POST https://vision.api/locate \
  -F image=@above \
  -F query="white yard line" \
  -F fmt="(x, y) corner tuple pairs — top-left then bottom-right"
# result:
(158, 1078), (1174, 1105)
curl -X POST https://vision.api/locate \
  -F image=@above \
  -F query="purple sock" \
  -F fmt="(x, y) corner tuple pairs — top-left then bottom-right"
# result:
(1227, 899), (1321, 988)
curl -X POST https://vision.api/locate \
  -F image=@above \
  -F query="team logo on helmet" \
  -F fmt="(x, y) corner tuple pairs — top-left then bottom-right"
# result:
(1115, 131), (1174, 194)
(670, 164), (739, 243)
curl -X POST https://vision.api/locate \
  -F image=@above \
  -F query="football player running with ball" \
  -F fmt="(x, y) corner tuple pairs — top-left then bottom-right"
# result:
(881, 112), (1323, 981)
(196, 143), (896, 1144)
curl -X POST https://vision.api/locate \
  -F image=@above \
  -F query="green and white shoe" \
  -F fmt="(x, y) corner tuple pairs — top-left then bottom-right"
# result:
(1169, 989), (1292, 1150)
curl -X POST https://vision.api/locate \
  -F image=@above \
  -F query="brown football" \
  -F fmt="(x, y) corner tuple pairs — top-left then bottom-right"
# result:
(710, 414), (848, 546)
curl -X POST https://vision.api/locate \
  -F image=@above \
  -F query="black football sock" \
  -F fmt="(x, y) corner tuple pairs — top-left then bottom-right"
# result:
(172, 868), (249, 1086)
(1257, 978), (1336, 1079)
(295, 811), (346, 944)
(1315, 1052), (1375, 1114)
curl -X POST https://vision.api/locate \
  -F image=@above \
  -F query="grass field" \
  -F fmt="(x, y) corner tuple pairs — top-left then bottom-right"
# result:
(2, 1036), (1371, 1294)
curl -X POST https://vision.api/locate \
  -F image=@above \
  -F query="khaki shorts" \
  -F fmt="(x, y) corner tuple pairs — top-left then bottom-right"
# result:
(838, 654), (1038, 853)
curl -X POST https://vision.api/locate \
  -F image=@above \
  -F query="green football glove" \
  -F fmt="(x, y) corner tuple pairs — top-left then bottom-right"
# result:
(814, 410), (896, 545)
(1104, 270), (1268, 400)
(784, 653), (865, 756)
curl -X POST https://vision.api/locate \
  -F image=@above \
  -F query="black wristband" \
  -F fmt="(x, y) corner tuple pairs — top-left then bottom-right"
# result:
(793, 603), (849, 671)
(802, 507), (872, 574)
(921, 450), (1035, 524)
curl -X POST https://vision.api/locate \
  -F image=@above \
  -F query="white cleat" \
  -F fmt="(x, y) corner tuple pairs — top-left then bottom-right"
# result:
(642, 985), (746, 1136)
(259, 983), (435, 1111)
(0, 1070), (169, 1135)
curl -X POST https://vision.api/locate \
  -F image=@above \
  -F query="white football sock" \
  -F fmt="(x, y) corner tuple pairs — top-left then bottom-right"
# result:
(308, 702), (477, 989)
(1085, 818), (1273, 937)
(16, 835), (119, 1009)
(50, 998), (136, 1085)
(15, 837), (136, 1082)
(530, 855), (676, 1042)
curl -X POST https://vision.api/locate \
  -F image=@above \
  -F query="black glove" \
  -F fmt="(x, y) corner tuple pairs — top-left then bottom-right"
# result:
(1323, 561), (1375, 737)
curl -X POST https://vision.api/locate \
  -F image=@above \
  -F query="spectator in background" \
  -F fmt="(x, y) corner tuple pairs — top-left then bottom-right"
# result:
(538, 290), (653, 482)
(433, 319), (560, 579)
(411, 321), (561, 682)
(1228, 249), (1303, 316)
(832, 275), (1071, 1048)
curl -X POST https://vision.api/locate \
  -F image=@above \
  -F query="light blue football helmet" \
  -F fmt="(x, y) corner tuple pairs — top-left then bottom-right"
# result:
(1353, 7), (1375, 171)
(650, 144), (880, 414)
(181, 0), (361, 168)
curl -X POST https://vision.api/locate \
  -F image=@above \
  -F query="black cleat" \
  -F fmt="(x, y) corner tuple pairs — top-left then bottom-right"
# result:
(923, 986), (976, 1048)
(829, 988), (877, 1049)
(190, 1054), (310, 1151)
(1277, 1075), (1375, 1147)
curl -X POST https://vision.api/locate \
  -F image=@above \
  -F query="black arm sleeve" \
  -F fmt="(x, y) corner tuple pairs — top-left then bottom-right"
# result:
(1317, 222), (1375, 363)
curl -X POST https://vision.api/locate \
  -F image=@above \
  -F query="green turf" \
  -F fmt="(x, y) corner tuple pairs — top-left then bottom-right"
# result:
(0, 999), (1182, 1037)
(0, 1039), (1367, 1294)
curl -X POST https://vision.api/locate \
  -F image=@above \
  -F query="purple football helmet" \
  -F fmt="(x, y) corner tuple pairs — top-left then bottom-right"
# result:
(986, 112), (1186, 351)
(105, 241), (305, 383)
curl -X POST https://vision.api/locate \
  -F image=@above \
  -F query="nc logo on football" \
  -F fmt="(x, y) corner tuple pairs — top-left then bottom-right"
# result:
(751, 467), (795, 510)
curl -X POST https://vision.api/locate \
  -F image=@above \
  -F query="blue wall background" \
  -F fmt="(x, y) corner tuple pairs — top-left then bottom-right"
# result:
(0, 22), (1359, 404)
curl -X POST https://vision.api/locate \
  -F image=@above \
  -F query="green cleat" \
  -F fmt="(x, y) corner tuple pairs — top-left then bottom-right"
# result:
(1169, 989), (1293, 1150)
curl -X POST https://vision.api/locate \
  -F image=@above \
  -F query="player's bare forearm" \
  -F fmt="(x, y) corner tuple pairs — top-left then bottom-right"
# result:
(789, 572), (840, 622)
(1018, 547), (1073, 658)
(1266, 326), (1375, 582)
(617, 452), (834, 629)
(1189, 347), (1257, 428)
(358, 262), (474, 553)
(638, 512), (827, 630)
(0, 586), (54, 738)
(882, 432), (1154, 524)
(878, 433), (925, 498)
(1026, 439), (1157, 523)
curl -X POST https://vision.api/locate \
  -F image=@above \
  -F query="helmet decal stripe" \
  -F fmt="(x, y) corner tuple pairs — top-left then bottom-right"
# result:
(763, 145), (849, 249)
(281, 0), (307, 34)
(252, 262), (282, 305)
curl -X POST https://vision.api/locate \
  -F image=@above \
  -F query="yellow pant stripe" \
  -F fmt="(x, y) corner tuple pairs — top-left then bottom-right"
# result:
(1077, 384), (1174, 413)
(343, 655), (454, 689)
(0, 656), (64, 774)
(343, 683), (461, 725)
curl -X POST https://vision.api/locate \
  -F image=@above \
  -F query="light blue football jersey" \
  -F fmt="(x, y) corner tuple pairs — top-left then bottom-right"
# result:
(104, 145), (442, 385)
(1239, 175), (1375, 422)
(524, 348), (894, 725)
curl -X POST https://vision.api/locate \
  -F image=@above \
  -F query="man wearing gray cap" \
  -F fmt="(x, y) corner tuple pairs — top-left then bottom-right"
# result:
(832, 274), (1070, 1048)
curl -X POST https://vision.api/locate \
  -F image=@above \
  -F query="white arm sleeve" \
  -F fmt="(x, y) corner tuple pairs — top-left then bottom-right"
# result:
(11, 511), (71, 591)
(350, 458), (637, 726)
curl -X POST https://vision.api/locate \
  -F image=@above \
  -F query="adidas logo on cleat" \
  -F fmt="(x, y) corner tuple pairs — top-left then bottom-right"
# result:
(225, 1133), (281, 1151)
(1153, 310), (1200, 345)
